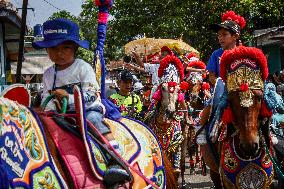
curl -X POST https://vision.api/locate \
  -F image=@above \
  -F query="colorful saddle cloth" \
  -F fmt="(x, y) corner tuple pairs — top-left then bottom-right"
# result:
(0, 97), (67, 188)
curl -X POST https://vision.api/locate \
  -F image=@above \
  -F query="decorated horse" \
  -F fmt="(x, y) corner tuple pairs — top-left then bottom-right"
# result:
(201, 46), (275, 188)
(0, 84), (165, 189)
(0, 1), (166, 188)
(145, 54), (187, 188)
(184, 59), (208, 170)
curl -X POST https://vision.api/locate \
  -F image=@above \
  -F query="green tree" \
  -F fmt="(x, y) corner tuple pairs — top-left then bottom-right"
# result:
(50, 0), (284, 62)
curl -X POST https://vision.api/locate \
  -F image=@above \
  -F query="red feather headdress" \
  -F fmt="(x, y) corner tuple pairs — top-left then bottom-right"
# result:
(187, 60), (206, 70)
(220, 46), (268, 81)
(158, 55), (184, 81)
(186, 52), (197, 60)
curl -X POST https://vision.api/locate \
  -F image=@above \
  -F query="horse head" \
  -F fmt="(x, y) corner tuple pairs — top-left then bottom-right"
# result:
(160, 81), (180, 114)
(157, 55), (184, 116)
(186, 60), (206, 110)
(220, 46), (269, 157)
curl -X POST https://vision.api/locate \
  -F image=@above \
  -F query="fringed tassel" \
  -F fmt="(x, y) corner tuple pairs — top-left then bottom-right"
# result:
(221, 106), (234, 124)
(260, 100), (272, 118)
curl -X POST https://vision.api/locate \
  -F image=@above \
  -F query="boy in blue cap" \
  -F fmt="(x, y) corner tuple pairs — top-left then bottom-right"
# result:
(33, 18), (130, 186)
(207, 10), (246, 81)
(197, 11), (246, 144)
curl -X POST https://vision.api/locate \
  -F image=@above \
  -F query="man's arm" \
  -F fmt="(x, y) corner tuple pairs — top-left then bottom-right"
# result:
(186, 67), (206, 73)
(124, 63), (146, 73)
(132, 51), (144, 68)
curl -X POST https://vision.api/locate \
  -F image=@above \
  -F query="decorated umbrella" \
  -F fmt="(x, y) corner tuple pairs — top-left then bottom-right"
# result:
(157, 38), (199, 56)
(124, 37), (161, 56)
(125, 37), (199, 57)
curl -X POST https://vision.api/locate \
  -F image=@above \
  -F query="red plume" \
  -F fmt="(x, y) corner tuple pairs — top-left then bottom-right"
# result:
(186, 52), (197, 60)
(180, 81), (190, 91)
(158, 55), (184, 81)
(187, 60), (206, 70)
(222, 10), (246, 29)
(220, 46), (268, 81)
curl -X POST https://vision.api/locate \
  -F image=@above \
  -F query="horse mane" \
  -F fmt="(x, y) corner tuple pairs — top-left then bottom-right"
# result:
(220, 46), (268, 81)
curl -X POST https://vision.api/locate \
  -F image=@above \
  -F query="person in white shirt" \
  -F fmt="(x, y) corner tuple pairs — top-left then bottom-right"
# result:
(124, 47), (173, 98)
(33, 18), (130, 186)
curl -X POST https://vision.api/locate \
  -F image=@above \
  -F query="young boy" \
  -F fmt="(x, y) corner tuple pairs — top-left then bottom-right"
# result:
(32, 18), (130, 186)
(109, 70), (142, 118)
(197, 11), (246, 144)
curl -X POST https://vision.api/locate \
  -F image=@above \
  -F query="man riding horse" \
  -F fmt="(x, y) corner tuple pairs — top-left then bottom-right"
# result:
(201, 45), (274, 188)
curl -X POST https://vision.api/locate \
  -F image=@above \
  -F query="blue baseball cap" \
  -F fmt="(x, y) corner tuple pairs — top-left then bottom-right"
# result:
(32, 18), (89, 49)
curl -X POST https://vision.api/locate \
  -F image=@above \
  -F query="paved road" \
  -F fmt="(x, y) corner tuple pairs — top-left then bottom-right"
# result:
(178, 157), (280, 189)
(178, 158), (213, 189)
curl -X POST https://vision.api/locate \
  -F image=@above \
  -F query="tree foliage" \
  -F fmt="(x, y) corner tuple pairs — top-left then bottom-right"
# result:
(50, 0), (284, 62)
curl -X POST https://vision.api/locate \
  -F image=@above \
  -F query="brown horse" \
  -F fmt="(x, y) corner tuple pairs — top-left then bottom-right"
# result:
(201, 46), (274, 189)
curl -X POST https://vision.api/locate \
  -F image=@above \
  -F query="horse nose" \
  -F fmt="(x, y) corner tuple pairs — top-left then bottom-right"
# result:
(252, 143), (258, 152)
(240, 142), (259, 156)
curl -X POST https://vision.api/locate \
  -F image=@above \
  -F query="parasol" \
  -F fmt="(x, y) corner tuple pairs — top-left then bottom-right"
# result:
(124, 37), (161, 56)
(125, 37), (199, 57)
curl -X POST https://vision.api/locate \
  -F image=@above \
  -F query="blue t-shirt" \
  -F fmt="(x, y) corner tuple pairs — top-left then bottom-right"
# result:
(206, 48), (224, 77)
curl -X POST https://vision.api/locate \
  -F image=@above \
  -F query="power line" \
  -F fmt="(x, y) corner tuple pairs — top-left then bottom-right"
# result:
(41, 0), (61, 11)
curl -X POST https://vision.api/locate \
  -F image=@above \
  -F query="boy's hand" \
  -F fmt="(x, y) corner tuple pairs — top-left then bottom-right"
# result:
(52, 89), (69, 101)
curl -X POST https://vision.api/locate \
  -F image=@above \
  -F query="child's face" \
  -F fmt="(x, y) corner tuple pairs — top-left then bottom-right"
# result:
(118, 80), (133, 94)
(46, 41), (76, 68)
(217, 28), (239, 50)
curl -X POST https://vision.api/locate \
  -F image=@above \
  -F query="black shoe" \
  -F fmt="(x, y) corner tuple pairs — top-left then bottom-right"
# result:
(103, 164), (131, 186)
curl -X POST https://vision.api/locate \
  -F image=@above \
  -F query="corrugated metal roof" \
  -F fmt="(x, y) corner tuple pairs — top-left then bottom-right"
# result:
(254, 26), (284, 38)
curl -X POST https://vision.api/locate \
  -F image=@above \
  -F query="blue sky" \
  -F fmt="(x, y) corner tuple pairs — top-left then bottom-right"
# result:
(10, 0), (84, 27)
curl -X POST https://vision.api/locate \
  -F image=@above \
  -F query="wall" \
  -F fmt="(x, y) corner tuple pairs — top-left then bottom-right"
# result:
(262, 45), (281, 74)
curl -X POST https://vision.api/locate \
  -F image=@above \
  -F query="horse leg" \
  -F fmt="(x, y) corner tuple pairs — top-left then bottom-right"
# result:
(163, 152), (179, 189)
(180, 124), (189, 188)
(210, 170), (222, 189)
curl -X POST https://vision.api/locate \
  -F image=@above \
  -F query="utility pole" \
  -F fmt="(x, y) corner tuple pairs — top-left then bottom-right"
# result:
(16, 0), (28, 83)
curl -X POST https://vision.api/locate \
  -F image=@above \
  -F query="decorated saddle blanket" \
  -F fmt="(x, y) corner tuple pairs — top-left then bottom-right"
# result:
(39, 111), (166, 189)
(0, 97), (67, 188)
(220, 137), (274, 189)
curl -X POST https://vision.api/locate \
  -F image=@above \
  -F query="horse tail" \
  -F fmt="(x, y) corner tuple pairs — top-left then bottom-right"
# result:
(162, 151), (178, 189)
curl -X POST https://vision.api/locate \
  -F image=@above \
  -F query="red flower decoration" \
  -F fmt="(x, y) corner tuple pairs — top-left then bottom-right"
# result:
(168, 81), (177, 93)
(239, 83), (249, 91)
(168, 81), (177, 87)
(120, 105), (127, 111)
(202, 82), (210, 91)
(180, 81), (190, 91)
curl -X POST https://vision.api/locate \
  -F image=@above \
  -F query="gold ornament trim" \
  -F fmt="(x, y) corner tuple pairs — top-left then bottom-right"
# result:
(226, 66), (264, 107)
